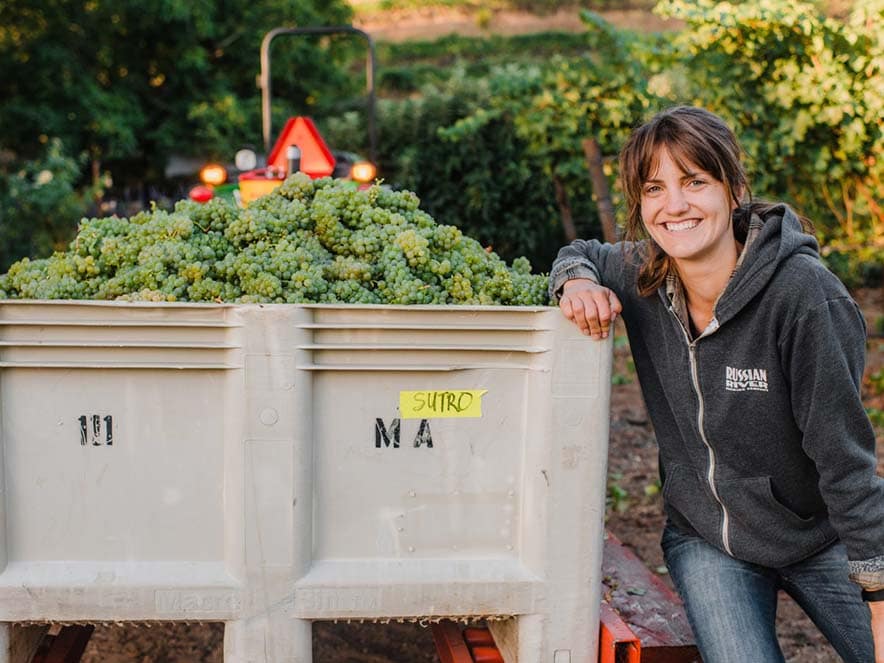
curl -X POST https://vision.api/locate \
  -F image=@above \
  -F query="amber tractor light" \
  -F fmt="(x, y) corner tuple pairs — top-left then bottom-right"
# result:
(350, 161), (377, 184)
(199, 163), (228, 186)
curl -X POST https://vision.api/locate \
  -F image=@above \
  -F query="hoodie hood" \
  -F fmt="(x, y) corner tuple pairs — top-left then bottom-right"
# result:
(715, 204), (819, 326)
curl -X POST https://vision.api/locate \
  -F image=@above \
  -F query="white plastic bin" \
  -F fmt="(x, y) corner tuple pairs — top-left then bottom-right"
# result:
(0, 301), (612, 662)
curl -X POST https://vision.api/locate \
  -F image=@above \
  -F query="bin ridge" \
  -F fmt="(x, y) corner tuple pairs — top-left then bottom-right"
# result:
(0, 300), (242, 369)
(297, 305), (558, 372)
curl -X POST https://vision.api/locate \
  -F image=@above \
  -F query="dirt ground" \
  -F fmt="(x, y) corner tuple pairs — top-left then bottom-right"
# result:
(80, 620), (439, 662)
(352, 5), (683, 42)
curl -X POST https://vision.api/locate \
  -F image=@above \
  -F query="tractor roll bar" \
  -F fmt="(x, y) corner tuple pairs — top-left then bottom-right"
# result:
(259, 26), (377, 163)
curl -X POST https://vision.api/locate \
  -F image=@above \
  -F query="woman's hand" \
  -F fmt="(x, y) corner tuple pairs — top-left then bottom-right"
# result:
(871, 601), (884, 662)
(558, 278), (623, 340)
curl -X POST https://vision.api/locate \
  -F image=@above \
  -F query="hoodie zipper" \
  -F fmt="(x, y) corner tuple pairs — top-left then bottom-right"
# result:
(670, 308), (734, 556)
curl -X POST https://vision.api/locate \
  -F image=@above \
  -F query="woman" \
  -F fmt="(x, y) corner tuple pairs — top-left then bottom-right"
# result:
(550, 105), (883, 662)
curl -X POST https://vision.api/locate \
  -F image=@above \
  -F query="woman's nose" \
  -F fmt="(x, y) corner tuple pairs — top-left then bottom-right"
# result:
(664, 188), (690, 214)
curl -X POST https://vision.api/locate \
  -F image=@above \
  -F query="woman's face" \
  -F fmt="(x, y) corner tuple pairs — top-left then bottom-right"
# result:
(640, 147), (738, 268)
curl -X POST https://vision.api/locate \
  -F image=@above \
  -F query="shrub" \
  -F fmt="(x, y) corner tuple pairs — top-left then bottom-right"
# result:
(0, 140), (97, 270)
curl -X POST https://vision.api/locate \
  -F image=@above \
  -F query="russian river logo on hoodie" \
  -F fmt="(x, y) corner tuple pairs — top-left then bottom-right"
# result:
(725, 366), (769, 392)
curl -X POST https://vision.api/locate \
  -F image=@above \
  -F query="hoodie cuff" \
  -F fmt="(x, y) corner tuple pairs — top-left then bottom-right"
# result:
(547, 259), (599, 302)
(848, 555), (884, 591)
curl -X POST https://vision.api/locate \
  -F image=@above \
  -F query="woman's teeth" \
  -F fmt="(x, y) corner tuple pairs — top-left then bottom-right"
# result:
(665, 219), (699, 232)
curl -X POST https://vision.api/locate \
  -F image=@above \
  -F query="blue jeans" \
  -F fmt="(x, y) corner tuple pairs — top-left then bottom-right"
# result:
(662, 524), (873, 663)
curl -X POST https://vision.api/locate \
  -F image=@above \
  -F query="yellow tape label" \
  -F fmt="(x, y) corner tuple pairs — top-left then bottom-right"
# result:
(399, 390), (488, 419)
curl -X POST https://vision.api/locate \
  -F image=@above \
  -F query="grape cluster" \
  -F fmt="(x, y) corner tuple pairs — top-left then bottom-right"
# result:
(0, 175), (551, 306)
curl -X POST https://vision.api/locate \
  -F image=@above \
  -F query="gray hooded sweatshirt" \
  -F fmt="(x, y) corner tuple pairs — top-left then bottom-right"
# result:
(549, 204), (884, 589)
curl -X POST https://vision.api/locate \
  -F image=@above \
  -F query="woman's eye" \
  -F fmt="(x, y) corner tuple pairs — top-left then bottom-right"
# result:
(643, 185), (661, 194)
(688, 179), (706, 188)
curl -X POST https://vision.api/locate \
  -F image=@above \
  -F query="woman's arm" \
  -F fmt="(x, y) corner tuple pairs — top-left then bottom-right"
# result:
(782, 294), (884, 627)
(548, 239), (635, 338)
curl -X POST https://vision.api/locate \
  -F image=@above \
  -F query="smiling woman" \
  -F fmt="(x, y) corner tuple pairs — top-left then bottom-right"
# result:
(548, 105), (884, 662)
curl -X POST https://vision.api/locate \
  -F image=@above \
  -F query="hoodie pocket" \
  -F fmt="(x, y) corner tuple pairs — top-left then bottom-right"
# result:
(718, 476), (814, 528)
(661, 464), (722, 547)
(717, 475), (832, 566)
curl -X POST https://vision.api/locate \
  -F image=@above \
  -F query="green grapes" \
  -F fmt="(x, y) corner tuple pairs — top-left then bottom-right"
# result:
(0, 174), (551, 306)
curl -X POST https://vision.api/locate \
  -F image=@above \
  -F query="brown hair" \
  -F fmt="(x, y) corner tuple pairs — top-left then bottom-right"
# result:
(619, 106), (756, 296)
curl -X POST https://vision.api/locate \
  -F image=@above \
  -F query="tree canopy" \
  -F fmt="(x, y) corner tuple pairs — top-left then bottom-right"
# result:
(0, 0), (356, 187)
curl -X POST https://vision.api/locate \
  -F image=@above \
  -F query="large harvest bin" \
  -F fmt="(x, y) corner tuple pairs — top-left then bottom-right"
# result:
(0, 301), (612, 662)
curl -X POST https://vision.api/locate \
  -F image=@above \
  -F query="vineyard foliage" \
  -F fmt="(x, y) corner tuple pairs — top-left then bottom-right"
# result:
(340, 0), (882, 285)
(437, 12), (656, 237)
(656, 0), (884, 245)
(0, 140), (99, 270)
(2, 0), (882, 288)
